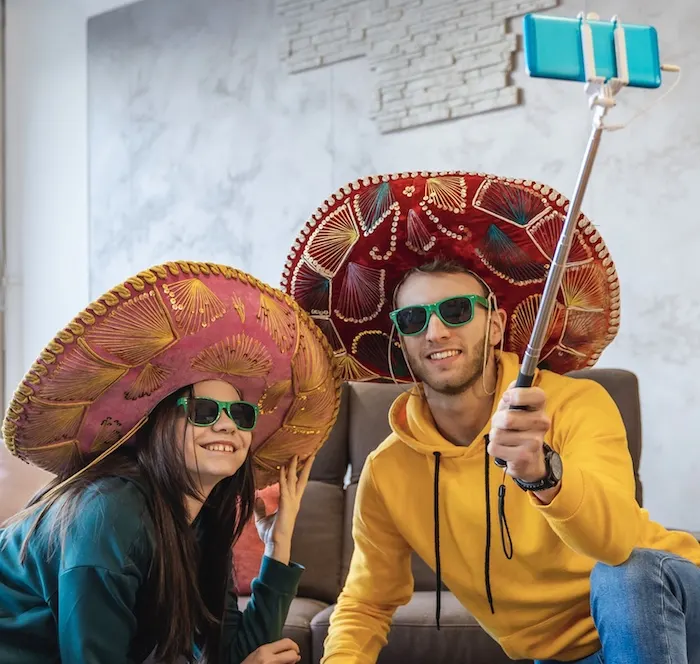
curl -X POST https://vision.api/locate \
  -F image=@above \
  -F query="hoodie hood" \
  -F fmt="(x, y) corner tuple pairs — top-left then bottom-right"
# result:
(388, 351), (529, 458)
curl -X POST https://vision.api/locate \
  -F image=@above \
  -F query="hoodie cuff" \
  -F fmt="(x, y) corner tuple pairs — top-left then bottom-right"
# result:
(529, 462), (585, 522)
(255, 555), (304, 595)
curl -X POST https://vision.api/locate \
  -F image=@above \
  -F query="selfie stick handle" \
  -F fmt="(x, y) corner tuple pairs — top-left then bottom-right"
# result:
(494, 14), (623, 469)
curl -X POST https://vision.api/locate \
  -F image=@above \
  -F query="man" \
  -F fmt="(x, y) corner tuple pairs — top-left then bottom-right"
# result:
(321, 258), (700, 663)
(282, 172), (700, 663)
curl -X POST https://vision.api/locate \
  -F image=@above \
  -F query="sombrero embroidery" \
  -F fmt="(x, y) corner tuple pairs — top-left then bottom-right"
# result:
(3, 261), (342, 487)
(281, 171), (620, 381)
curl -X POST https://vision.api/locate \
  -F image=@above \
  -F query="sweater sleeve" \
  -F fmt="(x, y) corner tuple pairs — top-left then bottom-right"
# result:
(321, 457), (414, 664)
(220, 555), (303, 664)
(531, 378), (642, 565)
(57, 565), (141, 664)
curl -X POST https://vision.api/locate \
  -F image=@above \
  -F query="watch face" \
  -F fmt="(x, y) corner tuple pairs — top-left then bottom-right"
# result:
(549, 450), (563, 481)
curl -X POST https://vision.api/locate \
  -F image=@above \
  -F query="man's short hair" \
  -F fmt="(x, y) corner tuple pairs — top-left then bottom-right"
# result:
(394, 255), (492, 302)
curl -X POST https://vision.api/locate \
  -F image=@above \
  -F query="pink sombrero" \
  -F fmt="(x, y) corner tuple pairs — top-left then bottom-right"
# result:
(281, 171), (620, 381)
(3, 261), (342, 487)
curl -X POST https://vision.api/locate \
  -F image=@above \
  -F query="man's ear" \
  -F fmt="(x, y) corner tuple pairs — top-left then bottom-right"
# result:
(489, 308), (507, 347)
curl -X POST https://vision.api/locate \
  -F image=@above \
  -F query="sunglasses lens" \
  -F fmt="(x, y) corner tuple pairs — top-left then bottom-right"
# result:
(192, 398), (220, 425)
(396, 307), (428, 335)
(228, 402), (257, 430)
(439, 297), (474, 325)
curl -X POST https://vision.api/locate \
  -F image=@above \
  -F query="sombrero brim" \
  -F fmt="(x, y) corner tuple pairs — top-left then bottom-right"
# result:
(281, 171), (620, 381)
(3, 261), (342, 487)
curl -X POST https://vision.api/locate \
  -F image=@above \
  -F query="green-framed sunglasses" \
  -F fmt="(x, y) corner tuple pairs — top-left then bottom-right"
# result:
(389, 294), (490, 336)
(176, 396), (259, 431)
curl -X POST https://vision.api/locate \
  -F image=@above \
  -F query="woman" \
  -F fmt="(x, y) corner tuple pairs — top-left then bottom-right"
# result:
(0, 261), (341, 664)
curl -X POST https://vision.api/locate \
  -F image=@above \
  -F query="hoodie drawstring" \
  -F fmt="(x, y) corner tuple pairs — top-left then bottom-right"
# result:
(484, 435), (513, 616)
(484, 438), (495, 614)
(432, 438), (513, 629)
(432, 451), (442, 630)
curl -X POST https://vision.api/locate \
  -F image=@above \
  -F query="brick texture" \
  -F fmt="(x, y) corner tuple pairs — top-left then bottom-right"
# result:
(277, 0), (558, 132)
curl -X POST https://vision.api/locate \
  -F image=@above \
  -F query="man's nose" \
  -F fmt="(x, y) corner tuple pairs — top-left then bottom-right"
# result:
(424, 312), (450, 342)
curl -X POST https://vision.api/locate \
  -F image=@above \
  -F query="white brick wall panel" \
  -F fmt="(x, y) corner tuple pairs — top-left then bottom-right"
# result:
(376, 108), (410, 122)
(288, 55), (324, 72)
(277, 0), (557, 132)
(460, 6), (493, 20)
(370, 8), (404, 24)
(402, 105), (450, 127)
(322, 48), (365, 64)
(375, 69), (404, 84)
(316, 40), (351, 56)
(497, 85), (519, 104)
(285, 22), (303, 34)
(377, 117), (403, 132)
(468, 71), (507, 93)
(374, 56), (412, 73)
(312, 26), (350, 44)
(380, 82), (408, 96)
(371, 40), (402, 57)
(404, 75), (437, 92)
(419, 5), (463, 24)
(415, 52), (455, 73)
(291, 36), (313, 49)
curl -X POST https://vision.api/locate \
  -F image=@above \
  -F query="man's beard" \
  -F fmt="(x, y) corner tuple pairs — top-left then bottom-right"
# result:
(410, 340), (486, 396)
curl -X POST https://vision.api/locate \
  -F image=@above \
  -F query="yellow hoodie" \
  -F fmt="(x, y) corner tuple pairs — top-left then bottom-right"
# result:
(322, 352), (700, 663)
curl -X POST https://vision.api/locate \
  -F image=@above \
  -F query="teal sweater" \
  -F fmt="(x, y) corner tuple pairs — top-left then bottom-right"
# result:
(0, 477), (303, 663)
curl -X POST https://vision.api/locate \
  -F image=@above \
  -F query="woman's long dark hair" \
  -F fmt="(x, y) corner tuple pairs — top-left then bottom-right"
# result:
(5, 386), (256, 663)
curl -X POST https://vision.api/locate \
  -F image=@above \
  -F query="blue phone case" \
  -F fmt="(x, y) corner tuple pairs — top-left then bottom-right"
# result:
(523, 14), (662, 89)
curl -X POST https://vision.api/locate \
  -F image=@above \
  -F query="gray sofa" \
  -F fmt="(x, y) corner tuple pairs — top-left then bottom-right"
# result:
(241, 368), (649, 664)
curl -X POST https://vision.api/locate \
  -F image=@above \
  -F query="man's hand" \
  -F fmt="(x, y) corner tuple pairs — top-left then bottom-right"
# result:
(241, 638), (301, 664)
(488, 382), (551, 483)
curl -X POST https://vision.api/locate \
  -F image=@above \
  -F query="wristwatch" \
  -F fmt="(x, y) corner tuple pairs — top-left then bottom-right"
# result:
(513, 444), (563, 492)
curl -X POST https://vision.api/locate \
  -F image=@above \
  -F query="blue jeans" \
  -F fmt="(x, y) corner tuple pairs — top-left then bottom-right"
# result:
(536, 548), (700, 664)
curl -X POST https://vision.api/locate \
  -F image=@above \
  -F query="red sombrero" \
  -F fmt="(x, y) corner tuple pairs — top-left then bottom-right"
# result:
(281, 171), (620, 381)
(3, 261), (342, 487)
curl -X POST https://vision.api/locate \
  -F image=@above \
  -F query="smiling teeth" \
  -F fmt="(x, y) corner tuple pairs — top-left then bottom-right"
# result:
(204, 444), (235, 453)
(430, 350), (461, 360)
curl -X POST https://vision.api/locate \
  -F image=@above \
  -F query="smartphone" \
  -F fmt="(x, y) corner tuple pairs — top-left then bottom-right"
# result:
(523, 13), (662, 89)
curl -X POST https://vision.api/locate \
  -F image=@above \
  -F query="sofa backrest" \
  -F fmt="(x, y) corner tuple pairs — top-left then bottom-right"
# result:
(289, 368), (642, 600)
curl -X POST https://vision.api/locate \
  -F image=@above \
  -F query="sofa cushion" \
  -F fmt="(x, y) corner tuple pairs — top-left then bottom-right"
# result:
(291, 480), (345, 604)
(239, 596), (327, 664)
(232, 483), (280, 595)
(311, 592), (529, 664)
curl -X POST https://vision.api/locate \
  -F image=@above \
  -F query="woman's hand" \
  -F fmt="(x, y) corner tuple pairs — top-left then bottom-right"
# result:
(254, 455), (314, 565)
(241, 638), (300, 663)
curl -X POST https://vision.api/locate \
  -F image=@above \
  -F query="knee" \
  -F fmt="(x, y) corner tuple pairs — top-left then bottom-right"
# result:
(590, 548), (659, 601)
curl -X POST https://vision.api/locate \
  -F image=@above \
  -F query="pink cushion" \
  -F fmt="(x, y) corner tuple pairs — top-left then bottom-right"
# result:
(232, 483), (280, 594)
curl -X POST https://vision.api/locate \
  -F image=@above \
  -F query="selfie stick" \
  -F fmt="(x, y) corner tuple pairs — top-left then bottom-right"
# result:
(496, 13), (643, 468)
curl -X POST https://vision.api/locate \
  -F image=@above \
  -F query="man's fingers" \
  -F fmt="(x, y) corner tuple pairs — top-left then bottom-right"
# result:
(492, 408), (550, 433)
(502, 386), (546, 409)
